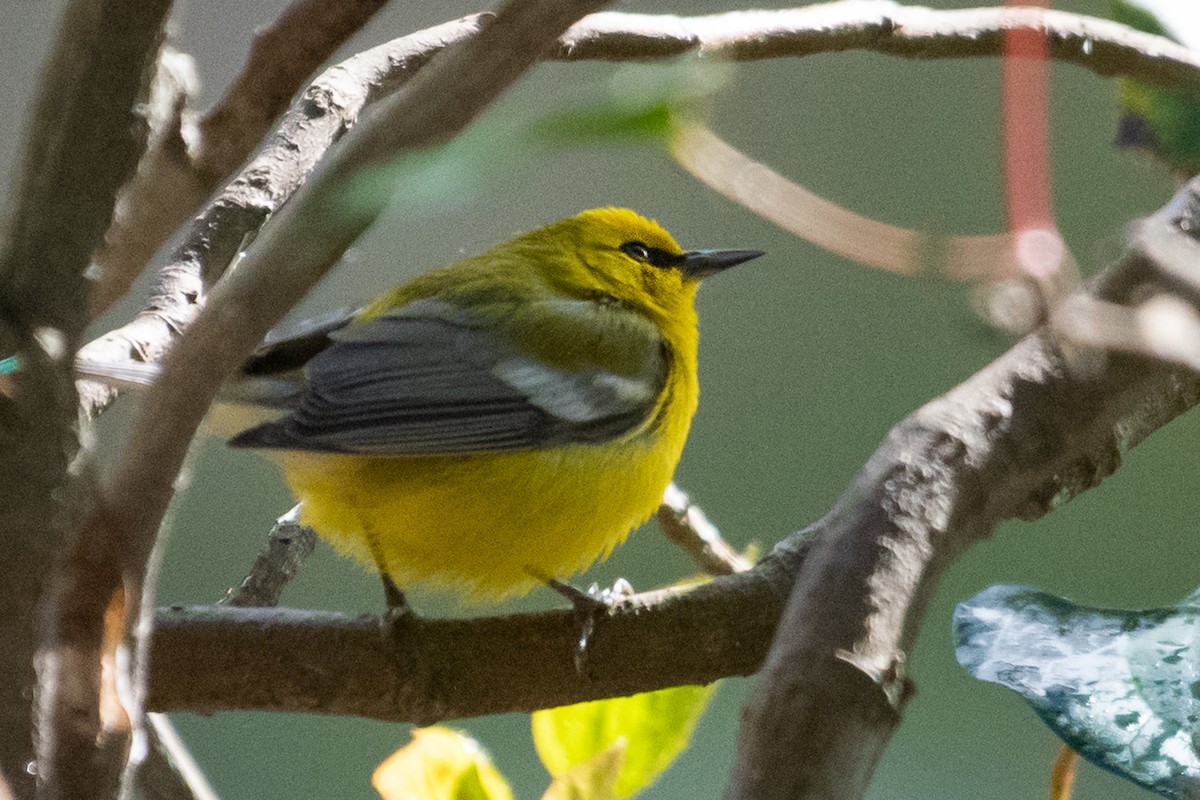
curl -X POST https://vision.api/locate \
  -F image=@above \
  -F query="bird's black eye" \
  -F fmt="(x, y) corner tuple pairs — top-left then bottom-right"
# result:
(620, 241), (684, 269)
(621, 241), (652, 262)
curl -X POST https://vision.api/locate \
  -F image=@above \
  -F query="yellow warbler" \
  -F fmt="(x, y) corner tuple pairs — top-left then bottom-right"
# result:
(225, 208), (760, 602)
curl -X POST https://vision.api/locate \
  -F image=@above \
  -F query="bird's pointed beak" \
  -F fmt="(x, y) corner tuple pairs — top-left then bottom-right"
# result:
(680, 249), (764, 279)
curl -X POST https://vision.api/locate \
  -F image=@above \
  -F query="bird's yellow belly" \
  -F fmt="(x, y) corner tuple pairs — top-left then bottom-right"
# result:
(276, 435), (681, 602)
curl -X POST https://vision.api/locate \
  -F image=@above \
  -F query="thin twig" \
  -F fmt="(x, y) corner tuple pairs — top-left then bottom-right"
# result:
(135, 714), (220, 800)
(226, 506), (318, 608)
(657, 483), (751, 576)
(1049, 745), (1079, 800)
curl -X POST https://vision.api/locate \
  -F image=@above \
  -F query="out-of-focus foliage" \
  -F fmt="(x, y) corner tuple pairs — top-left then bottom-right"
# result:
(1111, 0), (1200, 176)
(532, 684), (718, 799)
(955, 584), (1200, 799)
(373, 727), (514, 800)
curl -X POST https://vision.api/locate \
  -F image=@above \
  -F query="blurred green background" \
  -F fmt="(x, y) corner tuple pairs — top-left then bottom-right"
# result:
(4, 0), (1198, 798)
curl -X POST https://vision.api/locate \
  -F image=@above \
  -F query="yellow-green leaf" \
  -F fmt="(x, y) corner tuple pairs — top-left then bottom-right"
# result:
(541, 741), (625, 800)
(532, 684), (718, 800)
(373, 727), (513, 800)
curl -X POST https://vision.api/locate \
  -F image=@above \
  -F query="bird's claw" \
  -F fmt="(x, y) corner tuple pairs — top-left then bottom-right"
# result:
(547, 577), (634, 674)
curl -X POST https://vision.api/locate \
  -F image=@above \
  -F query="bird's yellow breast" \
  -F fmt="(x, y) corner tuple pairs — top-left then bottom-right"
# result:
(277, 366), (697, 603)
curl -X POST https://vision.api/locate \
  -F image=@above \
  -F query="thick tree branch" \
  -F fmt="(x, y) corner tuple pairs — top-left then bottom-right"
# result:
(147, 183), (1200, 738)
(0, 0), (173, 796)
(724, 186), (1200, 800)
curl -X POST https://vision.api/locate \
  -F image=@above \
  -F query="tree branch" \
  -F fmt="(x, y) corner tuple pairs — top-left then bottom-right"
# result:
(724, 184), (1200, 800)
(76, 14), (491, 419)
(86, 0), (393, 323)
(0, 0), (173, 796)
(555, 3), (1200, 90)
(194, 0), (392, 186)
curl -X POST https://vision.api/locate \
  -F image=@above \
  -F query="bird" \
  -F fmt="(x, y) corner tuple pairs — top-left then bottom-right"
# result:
(92, 208), (763, 603)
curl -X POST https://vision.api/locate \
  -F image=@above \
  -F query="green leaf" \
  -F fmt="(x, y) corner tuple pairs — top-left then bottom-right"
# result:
(1110, 1), (1200, 176)
(532, 684), (718, 800)
(529, 62), (729, 148)
(541, 741), (625, 800)
(528, 100), (677, 148)
(373, 727), (514, 800)
(954, 584), (1200, 799)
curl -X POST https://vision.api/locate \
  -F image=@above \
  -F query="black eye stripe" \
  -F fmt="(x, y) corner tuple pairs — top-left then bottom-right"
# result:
(620, 240), (684, 269)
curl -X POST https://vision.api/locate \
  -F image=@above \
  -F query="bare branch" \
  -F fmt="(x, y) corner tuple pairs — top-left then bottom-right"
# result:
(86, 0), (394, 324)
(555, 3), (1200, 90)
(87, 48), (200, 321)
(147, 567), (796, 721)
(226, 507), (317, 609)
(195, 0), (392, 185)
(658, 483), (751, 576)
(724, 186), (1200, 800)
(0, 0), (173, 794)
(76, 14), (490, 421)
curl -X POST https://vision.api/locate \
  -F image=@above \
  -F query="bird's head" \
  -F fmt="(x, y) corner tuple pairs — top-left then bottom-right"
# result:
(529, 208), (762, 323)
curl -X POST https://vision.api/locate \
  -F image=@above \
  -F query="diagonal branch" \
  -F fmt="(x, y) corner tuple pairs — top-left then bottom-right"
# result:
(77, 14), (490, 419)
(724, 183), (1200, 799)
(194, 0), (393, 187)
(87, 0), (394, 323)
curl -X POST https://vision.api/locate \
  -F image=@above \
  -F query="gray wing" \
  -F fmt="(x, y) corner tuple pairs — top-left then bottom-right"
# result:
(227, 300), (669, 455)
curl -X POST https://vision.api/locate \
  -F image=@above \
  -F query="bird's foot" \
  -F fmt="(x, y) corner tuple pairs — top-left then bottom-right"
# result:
(379, 574), (416, 644)
(547, 577), (634, 674)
